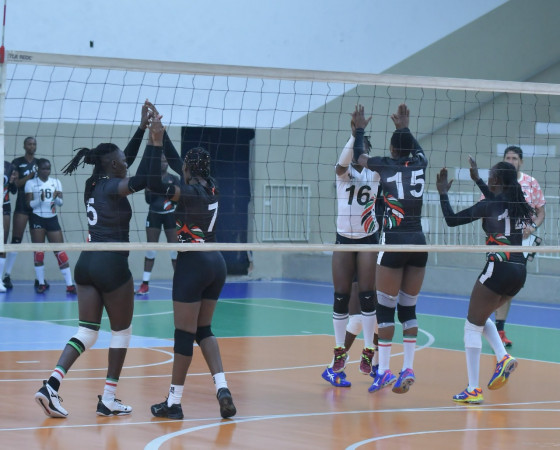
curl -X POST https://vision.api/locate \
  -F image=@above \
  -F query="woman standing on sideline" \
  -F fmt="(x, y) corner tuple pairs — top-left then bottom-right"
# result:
(149, 145), (236, 420)
(25, 158), (76, 294)
(34, 103), (161, 418)
(436, 159), (532, 403)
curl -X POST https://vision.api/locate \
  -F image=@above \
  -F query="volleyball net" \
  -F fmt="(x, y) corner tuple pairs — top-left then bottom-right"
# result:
(1, 51), (559, 274)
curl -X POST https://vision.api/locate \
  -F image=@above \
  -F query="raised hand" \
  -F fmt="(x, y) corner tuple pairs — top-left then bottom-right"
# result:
(468, 154), (480, 182)
(391, 103), (410, 129)
(436, 168), (453, 194)
(351, 104), (372, 130)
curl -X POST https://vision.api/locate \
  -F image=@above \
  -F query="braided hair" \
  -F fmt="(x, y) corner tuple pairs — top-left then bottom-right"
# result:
(492, 161), (534, 225)
(184, 147), (218, 193)
(62, 143), (120, 205)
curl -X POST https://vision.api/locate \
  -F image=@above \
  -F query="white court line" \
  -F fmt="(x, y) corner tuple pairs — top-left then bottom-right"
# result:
(0, 329), (434, 381)
(346, 427), (560, 449)
(143, 407), (560, 450)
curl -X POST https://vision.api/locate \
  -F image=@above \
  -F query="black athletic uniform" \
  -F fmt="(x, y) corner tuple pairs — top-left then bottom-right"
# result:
(11, 156), (38, 215)
(362, 128), (429, 268)
(439, 191), (527, 296)
(172, 182), (226, 303)
(145, 172), (180, 230)
(3, 161), (16, 216)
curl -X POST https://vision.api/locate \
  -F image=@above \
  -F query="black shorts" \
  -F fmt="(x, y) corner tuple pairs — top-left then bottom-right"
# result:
(146, 211), (176, 230)
(478, 261), (526, 297)
(172, 251), (226, 303)
(3, 203), (11, 216)
(335, 233), (379, 245)
(378, 230), (428, 268)
(29, 214), (61, 232)
(74, 251), (132, 293)
(14, 195), (32, 215)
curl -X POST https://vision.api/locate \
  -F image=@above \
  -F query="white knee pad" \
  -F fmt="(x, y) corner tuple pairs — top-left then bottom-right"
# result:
(464, 320), (483, 349)
(346, 314), (363, 335)
(73, 326), (99, 352)
(145, 250), (157, 260)
(398, 290), (418, 306)
(110, 326), (132, 348)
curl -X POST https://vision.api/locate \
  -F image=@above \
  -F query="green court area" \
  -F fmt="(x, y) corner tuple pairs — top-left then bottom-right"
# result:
(1, 297), (558, 364)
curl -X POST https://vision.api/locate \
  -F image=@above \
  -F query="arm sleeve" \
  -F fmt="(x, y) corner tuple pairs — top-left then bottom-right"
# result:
(146, 145), (167, 193)
(440, 194), (486, 227)
(124, 127), (147, 167)
(337, 135), (354, 167)
(353, 128), (365, 162)
(163, 131), (183, 176)
(474, 177), (494, 199)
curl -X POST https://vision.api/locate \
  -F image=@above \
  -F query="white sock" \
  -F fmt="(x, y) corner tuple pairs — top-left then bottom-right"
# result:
(143, 271), (151, 283)
(377, 339), (392, 375)
(361, 311), (376, 349)
(35, 266), (45, 284)
(102, 378), (118, 403)
(5, 252), (17, 275)
(168, 384), (183, 406)
(464, 320), (483, 390)
(482, 318), (507, 361)
(332, 314), (348, 348)
(402, 335), (417, 371)
(213, 372), (228, 392)
(60, 267), (73, 286)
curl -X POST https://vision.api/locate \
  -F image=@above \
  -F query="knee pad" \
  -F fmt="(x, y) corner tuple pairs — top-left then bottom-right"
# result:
(359, 290), (376, 313)
(376, 303), (396, 329)
(464, 320), (483, 349)
(333, 292), (350, 315)
(398, 290), (418, 307)
(145, 250), (157, 260)
(397, 304), (418, 330)
(346, 314), (362, 335)
(34, 251), (45, 265)
(11, 237), (21, 244)
(169, 251), (177, 260)
(56, 251), (69, 267)
(69, 324), (99, 355)
(174, 328), (195, 356)
(110, 325), (132, 348)
(195, 325), (214, 344)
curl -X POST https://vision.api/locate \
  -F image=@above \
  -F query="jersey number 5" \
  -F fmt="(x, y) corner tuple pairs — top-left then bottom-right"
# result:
(386, 170), (425, 199)
(86, 198), (98, 226)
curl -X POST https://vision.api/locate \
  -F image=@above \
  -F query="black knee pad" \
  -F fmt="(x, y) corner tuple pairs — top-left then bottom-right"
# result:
(397, 304), (416, 324)
(174, 328), (195, 357)
(195, 325), (214, 345)
(333, 292), (350, 315)
(11, 236), (21, 244)
(359, 290), (376, 313)
(376, 303), (396, 325)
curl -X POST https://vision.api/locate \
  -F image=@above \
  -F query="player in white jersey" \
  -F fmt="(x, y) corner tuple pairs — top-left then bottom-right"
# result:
(322, 119), (382, 388)
(25, 158), (76, 294)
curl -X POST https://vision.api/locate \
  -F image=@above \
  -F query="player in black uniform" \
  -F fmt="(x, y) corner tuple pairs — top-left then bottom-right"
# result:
(150, 146), (236, 421)
(437, 160), (533, 404)
(34, 101), (157, 419)
(3, 137), (39, 289)
(0, 161), (17, 292)
(353, 103), (427, 395)
(135, 154), (180, 295)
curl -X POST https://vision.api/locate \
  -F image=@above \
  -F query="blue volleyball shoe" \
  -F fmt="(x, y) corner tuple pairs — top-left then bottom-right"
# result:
(453, 387), (483, 404)
(392, 368), (415, 394)
(488, 354), (518, 390)
(322, 367), (351, 387)
(368, 370), (396, 393)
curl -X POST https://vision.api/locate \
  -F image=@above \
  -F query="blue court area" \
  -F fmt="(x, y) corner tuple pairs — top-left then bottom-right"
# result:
(0, 279), (558, 361)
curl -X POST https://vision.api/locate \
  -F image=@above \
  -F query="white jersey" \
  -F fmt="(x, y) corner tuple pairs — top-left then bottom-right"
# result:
(336, 136), (381, 239)
(24, 176), (63, 218)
